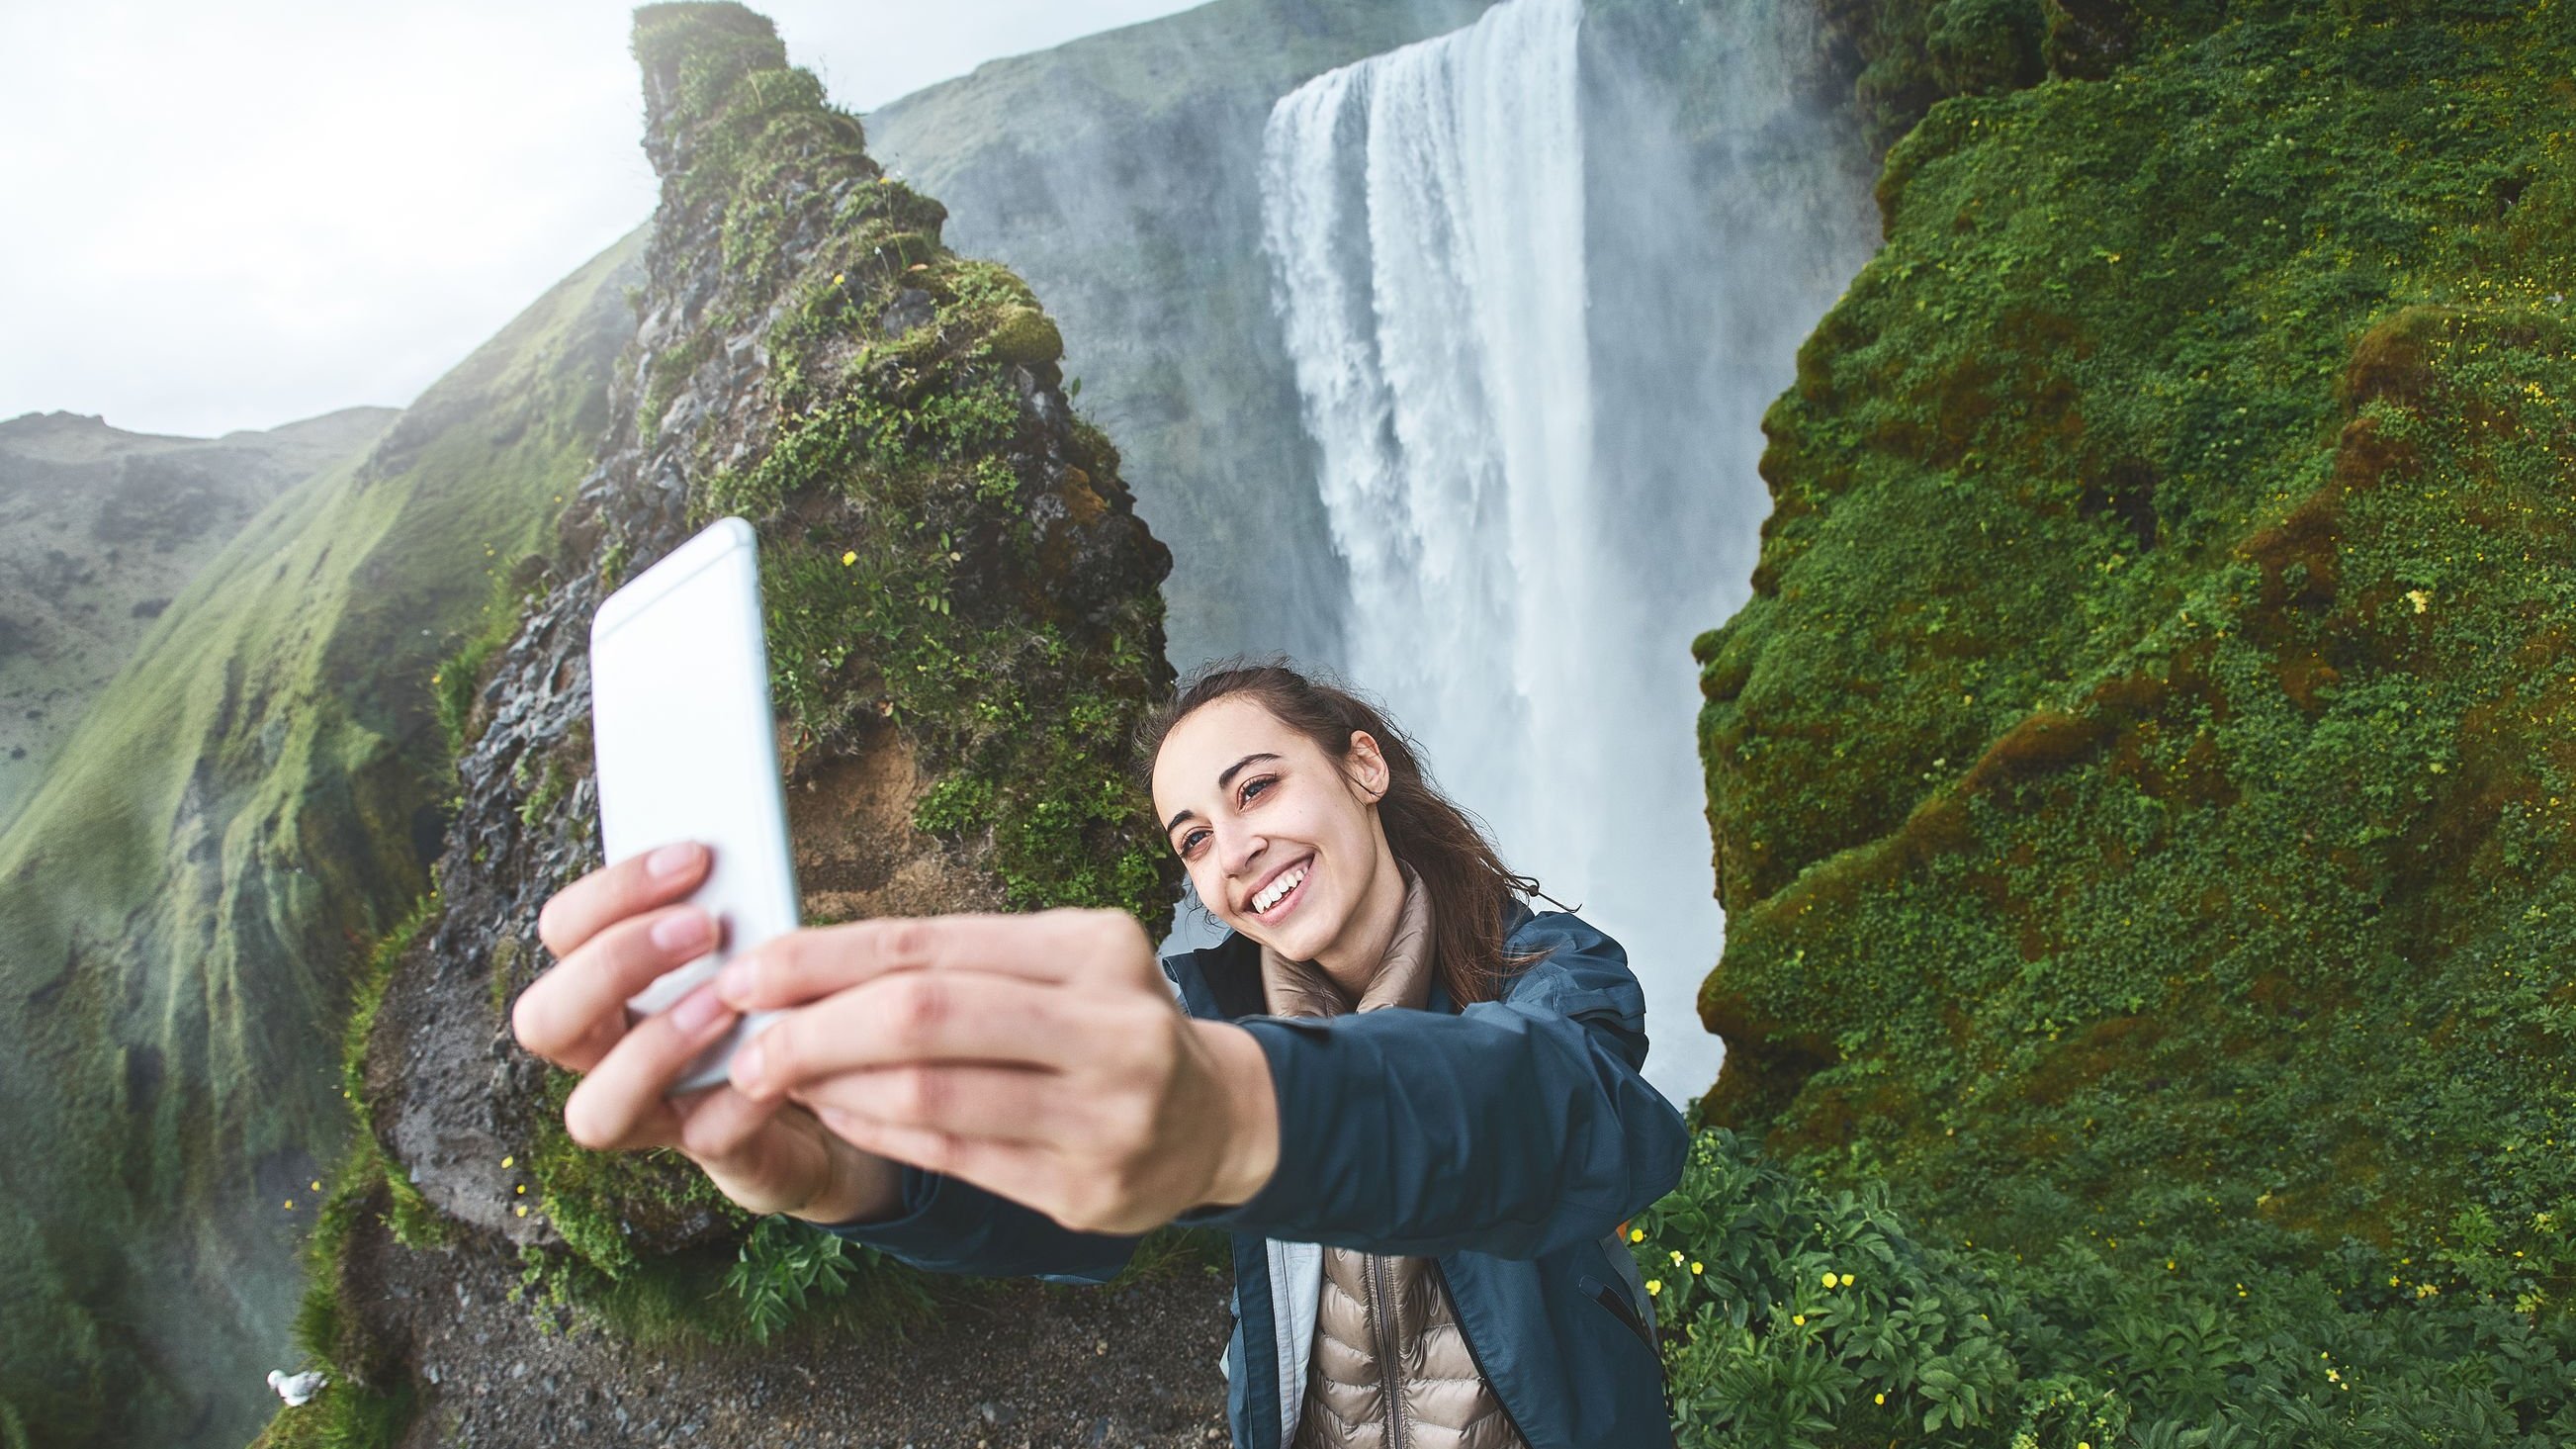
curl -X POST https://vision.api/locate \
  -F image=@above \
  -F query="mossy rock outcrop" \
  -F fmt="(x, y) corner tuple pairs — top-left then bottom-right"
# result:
(1698, 0), (2576, 1297)
(356, 0), (1177, 1293)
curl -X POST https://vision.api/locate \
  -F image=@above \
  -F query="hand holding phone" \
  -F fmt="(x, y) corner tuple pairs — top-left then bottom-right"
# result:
(513, 842), (900, 1224)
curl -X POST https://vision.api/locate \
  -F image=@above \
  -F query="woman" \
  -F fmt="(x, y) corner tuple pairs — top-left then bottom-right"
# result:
(512, 660), (1687, 1448)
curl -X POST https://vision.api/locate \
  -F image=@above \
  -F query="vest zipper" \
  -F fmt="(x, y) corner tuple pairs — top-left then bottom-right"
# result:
(1371, 1253), (1406, 1449)
(1426, 1257), (1535, 1448)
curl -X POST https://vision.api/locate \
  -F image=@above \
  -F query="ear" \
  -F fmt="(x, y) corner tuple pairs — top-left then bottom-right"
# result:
(1344, 729), (1389, 803)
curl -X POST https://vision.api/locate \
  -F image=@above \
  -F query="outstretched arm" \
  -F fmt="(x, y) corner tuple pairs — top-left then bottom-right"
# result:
(1169, 912), (1687, 1260)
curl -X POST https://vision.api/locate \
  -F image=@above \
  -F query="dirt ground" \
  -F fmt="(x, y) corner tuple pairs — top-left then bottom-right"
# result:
(337, 1213), (1237, 1449)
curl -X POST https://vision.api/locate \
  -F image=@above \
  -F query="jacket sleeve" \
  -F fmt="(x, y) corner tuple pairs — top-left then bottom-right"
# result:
(1167, 910), (1688, 1260)
(809, 1164), (1144, 1285)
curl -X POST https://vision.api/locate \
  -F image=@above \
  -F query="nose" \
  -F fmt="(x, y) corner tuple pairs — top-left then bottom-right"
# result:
(1214, 817), (1266, 880)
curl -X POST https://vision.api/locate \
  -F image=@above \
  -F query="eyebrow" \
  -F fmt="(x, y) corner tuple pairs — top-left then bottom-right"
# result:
(1163, 752), (1283, 834)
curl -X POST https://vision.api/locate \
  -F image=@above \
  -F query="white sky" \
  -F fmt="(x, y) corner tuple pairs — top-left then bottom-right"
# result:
(0, 1), (1209, 439)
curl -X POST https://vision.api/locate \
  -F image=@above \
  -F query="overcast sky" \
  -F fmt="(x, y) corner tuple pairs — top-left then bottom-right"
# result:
(0, 1), (1208, 439)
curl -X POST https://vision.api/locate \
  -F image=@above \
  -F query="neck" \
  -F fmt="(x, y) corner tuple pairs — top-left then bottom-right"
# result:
(1312, 837), (1407, 999)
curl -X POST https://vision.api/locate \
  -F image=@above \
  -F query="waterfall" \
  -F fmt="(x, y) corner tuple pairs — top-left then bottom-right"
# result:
(1259, 0), (1875, 1105)
(1260, 0), (1671, 1082)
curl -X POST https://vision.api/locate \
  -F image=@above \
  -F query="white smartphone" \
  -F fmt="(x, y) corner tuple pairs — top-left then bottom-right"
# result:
(587, 516), (800, 1094)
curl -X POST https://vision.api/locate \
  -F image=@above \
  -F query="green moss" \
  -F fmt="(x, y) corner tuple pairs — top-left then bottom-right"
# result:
(0, 227), (640, 1447)
(1698, 0), (2576, 1330)
(467, 8), (1175, 1341)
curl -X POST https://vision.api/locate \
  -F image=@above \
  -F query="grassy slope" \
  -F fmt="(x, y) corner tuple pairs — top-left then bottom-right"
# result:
(0, 407), (396, 826)
(1696, 0), (2576, 1285)
(864, 0), (1494, 671)
(0, 227), (642, 1449)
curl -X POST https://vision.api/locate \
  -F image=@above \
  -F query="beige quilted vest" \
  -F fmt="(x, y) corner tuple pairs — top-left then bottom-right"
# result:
(1260, 868), (1530, 1449)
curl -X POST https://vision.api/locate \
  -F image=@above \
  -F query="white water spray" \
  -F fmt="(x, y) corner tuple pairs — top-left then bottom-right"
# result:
(1261, 0), (1701, 1099)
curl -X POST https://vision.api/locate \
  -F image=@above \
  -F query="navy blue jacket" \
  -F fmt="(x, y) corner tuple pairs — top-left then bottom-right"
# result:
(816, 902), (1688, 1448)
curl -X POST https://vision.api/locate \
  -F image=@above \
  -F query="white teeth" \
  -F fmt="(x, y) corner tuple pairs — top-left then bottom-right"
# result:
(1253, 864), (1307, 913)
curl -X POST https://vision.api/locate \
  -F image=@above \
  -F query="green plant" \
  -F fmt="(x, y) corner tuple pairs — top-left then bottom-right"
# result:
(724, 1216), (855, 1342)
(1634, 1128), (2576, 1447)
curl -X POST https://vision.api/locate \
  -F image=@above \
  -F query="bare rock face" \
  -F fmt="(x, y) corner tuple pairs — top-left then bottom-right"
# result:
(366, 0), (1178, 1268)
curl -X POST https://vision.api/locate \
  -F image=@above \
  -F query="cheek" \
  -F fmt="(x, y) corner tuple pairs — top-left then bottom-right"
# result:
(1188, 858), (1237, 919)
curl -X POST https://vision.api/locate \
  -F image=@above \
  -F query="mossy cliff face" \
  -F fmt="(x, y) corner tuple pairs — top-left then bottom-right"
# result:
(361, 1), (1176, 1290)
(0, 231), (639, 1446)
(1697, 0), (2576, 1284)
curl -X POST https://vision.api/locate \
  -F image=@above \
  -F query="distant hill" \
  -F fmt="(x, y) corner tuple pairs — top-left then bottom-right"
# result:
(0, 228), (643, 1449)
(0, 407), (394, 825)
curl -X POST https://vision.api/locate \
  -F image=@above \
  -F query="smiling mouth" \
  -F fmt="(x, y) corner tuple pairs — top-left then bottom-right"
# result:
(1248, 856), (1313, 919)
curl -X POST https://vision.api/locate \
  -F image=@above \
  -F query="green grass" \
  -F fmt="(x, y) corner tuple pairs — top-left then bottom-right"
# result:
(1693, 0), (2576, 1433)
(0, 227), (643, 1449)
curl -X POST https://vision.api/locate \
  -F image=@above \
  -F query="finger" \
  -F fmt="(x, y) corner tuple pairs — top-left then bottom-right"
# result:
(731, 969), (1116, 1100)
(789, 1062), (1072, 1147)
(514, 904), (718, 1069)
(669, 1077), (791, 1164)
(536, 841), (711, 957)
(812, 1106), (1099, 1226)
(717, 907), (1148, 1011)
(561, 983), (740, 1150)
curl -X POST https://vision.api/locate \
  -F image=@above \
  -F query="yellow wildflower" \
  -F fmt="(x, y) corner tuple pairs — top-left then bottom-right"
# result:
(501, 1155), (514, 1169)
(1691, 1262), (1704, 1275)
(2407, 589), (2431, 613)
(515, 1205), (529, 1218)
(1874, 1394), (1885, 1405)
(1671, 1250), (1685, 1265)
(310, 1180), (321, 1192)
(1822, 1270), (1836, 1287)
(1792, 1313), (1806, 1326)
(843, 550), (858, 566)
(1645, 1280), (1661, 1295)
(283, 1200), (294, 1210)
(1630, 1226), (1644, 1242)
(1838, 1273), (1853, 1288)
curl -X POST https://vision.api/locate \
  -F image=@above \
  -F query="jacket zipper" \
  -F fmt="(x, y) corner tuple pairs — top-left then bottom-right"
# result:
(1426, 1257), (1535, 1449)
(1371, 1253), (1406, 1449)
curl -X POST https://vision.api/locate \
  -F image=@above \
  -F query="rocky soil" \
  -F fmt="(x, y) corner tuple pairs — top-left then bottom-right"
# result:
(337, 1217), (1232, 1449)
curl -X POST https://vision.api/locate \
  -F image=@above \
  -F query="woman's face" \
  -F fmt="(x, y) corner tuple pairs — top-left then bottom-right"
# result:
(1150, 694), (1392, 965)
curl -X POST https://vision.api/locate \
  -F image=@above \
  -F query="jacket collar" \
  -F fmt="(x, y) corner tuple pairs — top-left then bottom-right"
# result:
(1257, 862), (1432, 1018)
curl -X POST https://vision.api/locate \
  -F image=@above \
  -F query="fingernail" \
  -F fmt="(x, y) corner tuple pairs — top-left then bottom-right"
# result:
(647, 842), (703, 879)
(671, 983), (729, 1034)
(716, 957), (755, 1005)
(732, 1039), (767, 1097)
(651, 909), (711, 953)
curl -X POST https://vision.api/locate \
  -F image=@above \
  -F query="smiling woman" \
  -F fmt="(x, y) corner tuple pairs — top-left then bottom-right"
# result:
(512, 655), (1687, 1448)
(1142, 661), (1548, 1011)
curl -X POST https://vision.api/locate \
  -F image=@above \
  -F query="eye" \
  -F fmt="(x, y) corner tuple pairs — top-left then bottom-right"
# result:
(1239, 773), (1277, 806)
(1176, 826), (1210, 859)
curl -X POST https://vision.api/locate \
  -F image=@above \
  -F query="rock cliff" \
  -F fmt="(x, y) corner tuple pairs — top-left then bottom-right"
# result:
(0, 229), (640, 1448)
(276, 7), (1207, 1444)
(1698, 0), (2576, 1279)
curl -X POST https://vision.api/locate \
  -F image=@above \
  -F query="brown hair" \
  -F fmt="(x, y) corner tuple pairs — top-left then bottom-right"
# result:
(1135, 657), (1545, 1006)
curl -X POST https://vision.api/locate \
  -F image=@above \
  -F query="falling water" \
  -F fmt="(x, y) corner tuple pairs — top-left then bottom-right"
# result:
(1258, 0), (1874, 1104)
